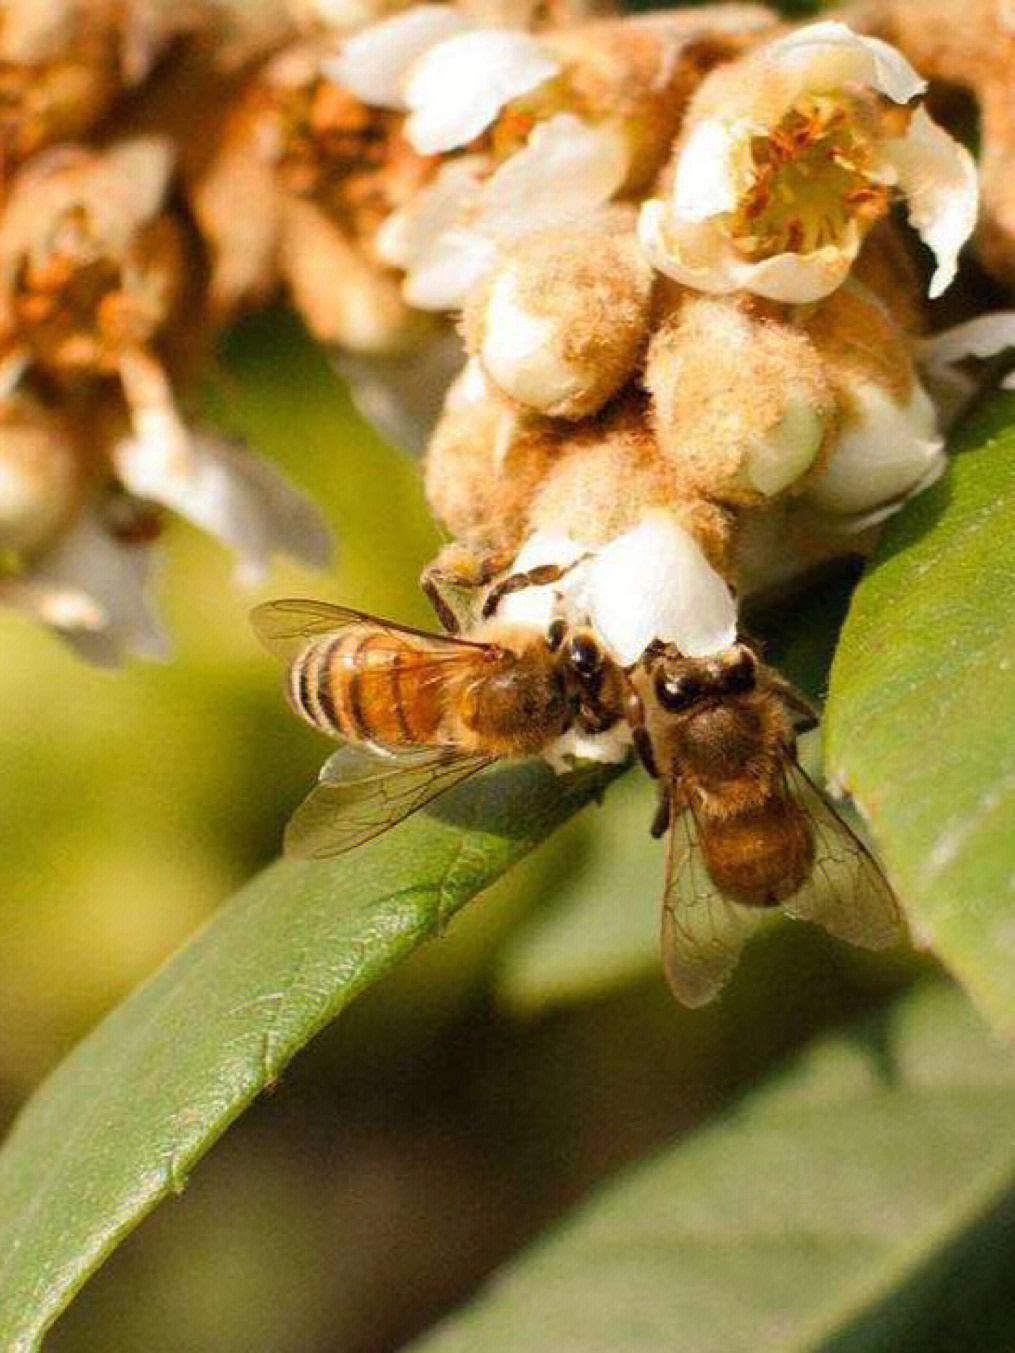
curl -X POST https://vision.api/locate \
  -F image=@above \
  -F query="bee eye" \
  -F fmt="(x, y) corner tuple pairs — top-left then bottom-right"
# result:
(655, 670), (704, 712)
(567, 632), (603, 678)
(720, 648), (757, 695)
(546, 619), (566, 652)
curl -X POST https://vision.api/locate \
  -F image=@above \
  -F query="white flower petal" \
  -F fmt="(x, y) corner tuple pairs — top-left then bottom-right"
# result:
(888, 106), (978, 299)
(334, 324), (464, 453)
(113, 430), (333, 585)
(382, 117), (627, 310)
(728, 237), (860, 303)
(9, 511), (169, 664)
(919, 312), (1015, 368)
(639, 200), (859, 303)
(403, 30), (559, 153)
(480, 115), (629, 232)
(374, 155), (486, 271)
(405, 229), (500, 310)
(543, 720), (632, 773)
(583, 513), (737, 664)
(767, 21), (925, 105)
(672, 118), (747, 222)
(803, 379), (944, 515)
(917, 313), (1015, 424)
(328, 5), (474, 106)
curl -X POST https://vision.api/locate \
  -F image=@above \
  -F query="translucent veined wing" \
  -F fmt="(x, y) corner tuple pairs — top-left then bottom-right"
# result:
(659, 805), (768, 1007)
(250, 597), (490, 667)
(778, 764), (905, 950)
(284, 743), (493, 858)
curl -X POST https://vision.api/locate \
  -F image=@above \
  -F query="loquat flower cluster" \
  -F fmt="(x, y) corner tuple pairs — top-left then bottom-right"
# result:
(0, 0), (1011, 672)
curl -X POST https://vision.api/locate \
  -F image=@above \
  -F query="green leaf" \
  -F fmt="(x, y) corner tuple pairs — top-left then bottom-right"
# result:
(408, 981), (1015, 1353)
(825, 392), (1015, 1033)
(0, 760), (615, 1352)
(494, 772), (662, 1010)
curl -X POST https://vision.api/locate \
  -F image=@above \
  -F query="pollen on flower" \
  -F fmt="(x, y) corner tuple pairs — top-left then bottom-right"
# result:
(638, 20), (978, 303)
(733, 94), (906, 261)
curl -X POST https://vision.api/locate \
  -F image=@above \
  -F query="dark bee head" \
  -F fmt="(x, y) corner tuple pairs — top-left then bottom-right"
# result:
(653, 643), (757, 712)
(545, 624), (627, 735)
(716, 644), (757, 696)
(565, 630), (605, 685)
(654, 666), (707, 713)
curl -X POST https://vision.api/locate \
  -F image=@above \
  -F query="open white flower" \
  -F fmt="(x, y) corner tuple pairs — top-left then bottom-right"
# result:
(638, 21), (978, 303)
(376, 112), (629, 308)
(114, 347), (333, 586)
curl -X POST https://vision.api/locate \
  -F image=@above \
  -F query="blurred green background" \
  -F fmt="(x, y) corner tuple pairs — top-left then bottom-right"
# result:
(0, 312), (924, 1352)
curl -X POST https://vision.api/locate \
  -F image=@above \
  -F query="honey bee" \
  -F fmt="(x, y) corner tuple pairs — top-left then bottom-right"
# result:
(251, 599), (632, 858)
(628, 642), (904, 1006)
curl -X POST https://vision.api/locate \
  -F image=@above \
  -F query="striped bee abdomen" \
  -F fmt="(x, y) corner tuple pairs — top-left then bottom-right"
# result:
(287, 627), (452, 748)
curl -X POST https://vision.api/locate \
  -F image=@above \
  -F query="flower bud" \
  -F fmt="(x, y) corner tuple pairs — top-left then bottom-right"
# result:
(423, 361), (555, 549)
(645, 289), (835, 507)
(462, 213), (653, 418)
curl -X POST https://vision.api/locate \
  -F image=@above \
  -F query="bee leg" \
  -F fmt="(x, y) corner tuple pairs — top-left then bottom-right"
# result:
(649, 787), (671, 839)
(480, 554), (592, 620)
(420, 543), (512, 633)
(420, 574), (465, 635)
(623, 683), (659, 779)
(765, 673), (820, 733)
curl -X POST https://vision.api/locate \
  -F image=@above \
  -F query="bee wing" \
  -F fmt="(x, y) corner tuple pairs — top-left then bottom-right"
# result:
(251, 598), (489, 666)
(660, 806), (767, 1007)
(779, 765), (905, 950)
(284, 744), (493, 859)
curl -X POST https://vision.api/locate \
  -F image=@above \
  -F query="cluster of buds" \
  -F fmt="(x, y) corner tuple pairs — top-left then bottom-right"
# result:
(0, 0), (1012, 665)
(405, 12), (1006, 758)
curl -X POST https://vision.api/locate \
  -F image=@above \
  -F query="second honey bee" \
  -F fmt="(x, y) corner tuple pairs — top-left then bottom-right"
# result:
(629, 642), (904, 1006)
(251, 598), (633, 858)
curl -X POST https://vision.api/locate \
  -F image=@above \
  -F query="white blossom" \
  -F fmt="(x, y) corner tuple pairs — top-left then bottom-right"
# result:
(638, 21), (978, 303)
(327, 4), (475, 105)
(113, 425), (333, 589)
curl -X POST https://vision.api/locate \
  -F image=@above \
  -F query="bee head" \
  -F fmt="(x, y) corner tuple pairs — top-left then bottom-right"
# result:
(653, 643), (757, 712)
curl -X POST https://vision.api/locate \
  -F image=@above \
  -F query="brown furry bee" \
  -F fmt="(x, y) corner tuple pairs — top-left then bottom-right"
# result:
(251, 599), (632, 858)
(628, 642), (904, 1006)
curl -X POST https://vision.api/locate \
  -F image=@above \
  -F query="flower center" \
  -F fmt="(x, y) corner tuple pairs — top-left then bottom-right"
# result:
(733, 92), (908, 260)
